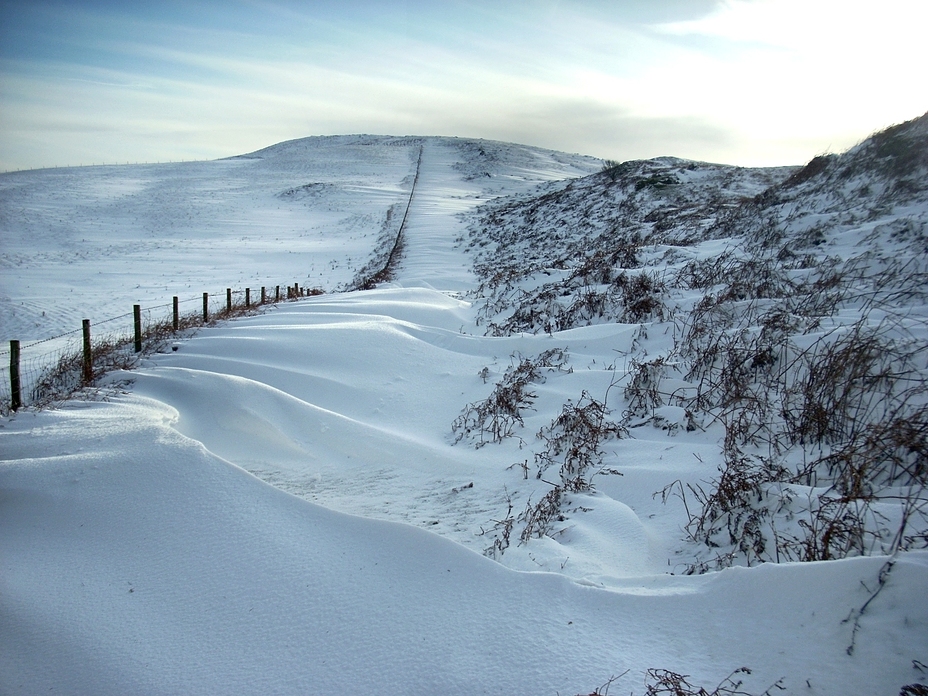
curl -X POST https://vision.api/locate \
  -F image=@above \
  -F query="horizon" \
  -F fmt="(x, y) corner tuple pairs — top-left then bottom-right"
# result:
(1, 0), (926, 172)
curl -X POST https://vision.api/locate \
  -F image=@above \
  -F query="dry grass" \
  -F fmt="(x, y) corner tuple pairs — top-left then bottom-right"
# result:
(452, 349), (569, 447)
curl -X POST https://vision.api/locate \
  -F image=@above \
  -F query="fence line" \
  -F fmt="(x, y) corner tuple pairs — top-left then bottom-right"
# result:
(347, 144), (423, 291)
(2, 282), (321, 415)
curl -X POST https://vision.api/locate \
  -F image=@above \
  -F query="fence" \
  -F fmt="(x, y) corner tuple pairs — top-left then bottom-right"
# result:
(4, 144), (425, 415)
(1, 282), (321, 415)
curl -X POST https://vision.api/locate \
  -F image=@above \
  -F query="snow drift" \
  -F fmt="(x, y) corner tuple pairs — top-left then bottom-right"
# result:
(2, 127), (927, 694)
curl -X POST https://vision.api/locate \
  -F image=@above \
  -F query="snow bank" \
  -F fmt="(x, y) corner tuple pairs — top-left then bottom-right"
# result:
(3, 390), (924, 694)
(2, 132), (926, 694)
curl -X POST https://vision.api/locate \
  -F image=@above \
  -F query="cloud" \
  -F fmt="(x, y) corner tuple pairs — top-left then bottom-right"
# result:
(428, 95), (736, 161)
(576, 0), (731, 25)
(1, 0), (925, 171)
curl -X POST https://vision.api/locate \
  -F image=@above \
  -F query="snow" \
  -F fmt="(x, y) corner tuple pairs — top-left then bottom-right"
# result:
(4, 369), (925, 694)
(2, 133), (927, 694)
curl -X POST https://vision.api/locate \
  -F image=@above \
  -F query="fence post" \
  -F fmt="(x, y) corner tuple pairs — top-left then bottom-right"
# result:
(133, 305), (142, 352)
(226, 288), (232, 314)
(82, 320), (92, 384)
(246, 288), (251, 308)
(203, 293), (209, 323)
(9, 340), (21, 411)
(261, 286), (266, 305)
(294, 283), (300, 297)
(173, 296), (179, 331)
(276, 285), (280, 302)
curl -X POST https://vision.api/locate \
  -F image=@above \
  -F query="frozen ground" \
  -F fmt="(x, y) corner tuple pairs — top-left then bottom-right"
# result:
(1, 132), (926, 694)
(0, 136), (595, 343)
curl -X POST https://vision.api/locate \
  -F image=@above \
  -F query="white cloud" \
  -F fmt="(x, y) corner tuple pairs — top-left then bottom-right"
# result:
(1, 0), (925, 171)
(652, 0), (928, 141)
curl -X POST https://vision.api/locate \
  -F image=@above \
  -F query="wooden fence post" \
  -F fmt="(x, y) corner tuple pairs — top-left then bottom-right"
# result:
(246, 288), (251, 308)
(261, 286), (266, 305)
(133, 305), (142, 352)
(276, 285), (280, 302)
(9, 340), (21, 411)
(173, 296), (179, 331)
(226, 288), (232, 313)
(203, 293), (209, 323)
(82, 320), (92, 384)
(294, 283), (300, 297)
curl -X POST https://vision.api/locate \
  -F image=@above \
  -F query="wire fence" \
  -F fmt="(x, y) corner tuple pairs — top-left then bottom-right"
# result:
(1, 282), (319, 416)
(2, 147), (421, 416)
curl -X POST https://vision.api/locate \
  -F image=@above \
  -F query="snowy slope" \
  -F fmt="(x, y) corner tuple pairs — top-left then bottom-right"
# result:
(0, 135), (597, 409)
(0, 135), (597, 342)
(0, 137), (414, 342)
(3, 381), (925, 694)
(2, 124), (927, 695)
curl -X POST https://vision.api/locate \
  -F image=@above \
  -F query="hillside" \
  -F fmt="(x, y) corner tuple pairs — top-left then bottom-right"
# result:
(0, 135), (598, 343)
(1, 122), (927, 695)
(465, 112), (928, 572)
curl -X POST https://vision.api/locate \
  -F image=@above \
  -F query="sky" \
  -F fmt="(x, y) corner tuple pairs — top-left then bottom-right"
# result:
(0, 0), (926, 171)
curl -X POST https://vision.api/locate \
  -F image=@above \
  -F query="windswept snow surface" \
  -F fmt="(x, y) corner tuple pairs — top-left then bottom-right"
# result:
(0, 136), (416, 342)
(0, 136), (595, 343)
(2, 136), (927, 694)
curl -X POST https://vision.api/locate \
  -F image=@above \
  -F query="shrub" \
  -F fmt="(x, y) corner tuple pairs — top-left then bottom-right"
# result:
(452, 349), (569, 447)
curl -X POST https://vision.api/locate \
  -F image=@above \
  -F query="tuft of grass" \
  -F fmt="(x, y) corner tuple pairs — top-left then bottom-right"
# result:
(571, 667), (784, 696)
(484, 389), (623, 554)
(452, 349), (569, 447)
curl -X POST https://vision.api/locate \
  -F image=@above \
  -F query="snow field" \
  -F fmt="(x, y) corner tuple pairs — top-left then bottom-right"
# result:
(2, 133), (927, 694)
(3, 292), (925, 694)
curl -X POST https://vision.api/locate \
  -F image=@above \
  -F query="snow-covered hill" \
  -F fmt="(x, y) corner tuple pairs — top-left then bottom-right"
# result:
(0, 135), (597, 343)
(2, 124), (926, 695)
(465, 113), (928, 571)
